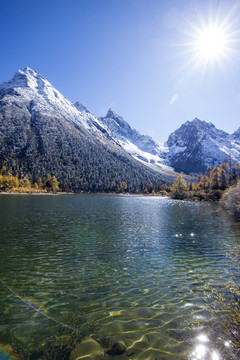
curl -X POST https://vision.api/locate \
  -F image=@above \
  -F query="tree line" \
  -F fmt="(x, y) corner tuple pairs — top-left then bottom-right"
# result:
(164, 156), (240, 202)
(160, 156), (240, 220)
(0, 166), (59, 193)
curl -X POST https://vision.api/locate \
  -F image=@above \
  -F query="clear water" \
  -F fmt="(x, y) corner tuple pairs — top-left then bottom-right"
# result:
(0, 194), (239, 360)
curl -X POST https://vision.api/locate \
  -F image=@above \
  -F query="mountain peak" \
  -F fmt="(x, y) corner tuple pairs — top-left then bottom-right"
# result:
(15, 67), (42, 80)
(20, 67), (39, 76)
(184, 118), (218, 133)
(191, 118), (209, 126)
(106, 108), (121, 119)
(232, 127), (240, 139)
(0, 70), (167, 191)
(0, 68), (79, 119)
(167, 118), (237, 173)
(104, 109), (130, 128)
(0, 67), (48, 91)
(192, 117), (202, 123)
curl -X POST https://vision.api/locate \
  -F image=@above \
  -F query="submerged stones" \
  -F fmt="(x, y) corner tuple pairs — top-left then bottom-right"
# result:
(70, 337), (104, 360)
(99, 336), (128, 356)
(69, 336), (128, 360)
(106, 340), (127, 356)
(29, 334), (129, 360)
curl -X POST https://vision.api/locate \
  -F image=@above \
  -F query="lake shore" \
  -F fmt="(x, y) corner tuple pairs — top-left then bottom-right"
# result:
(0, 191), (66, 195)
(0, 191), (166, 196)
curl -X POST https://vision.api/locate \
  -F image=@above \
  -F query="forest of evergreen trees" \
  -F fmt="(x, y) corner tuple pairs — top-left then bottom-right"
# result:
(0, 164), (165, 194)
(2, 156), (240, 217)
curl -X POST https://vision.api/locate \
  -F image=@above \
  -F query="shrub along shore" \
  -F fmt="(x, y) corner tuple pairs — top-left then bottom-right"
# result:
(163, 157), (240, 220)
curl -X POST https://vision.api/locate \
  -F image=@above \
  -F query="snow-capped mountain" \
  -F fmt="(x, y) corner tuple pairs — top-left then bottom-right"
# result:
(0, 67), (112, 140)
(167, 118), (240, 173)
(232, 127), (240, 140)
(100, 110), (240, 175)
(0, 67), (239, 189)
(0, 68), (168, 191)
(99, 109), (175, 176)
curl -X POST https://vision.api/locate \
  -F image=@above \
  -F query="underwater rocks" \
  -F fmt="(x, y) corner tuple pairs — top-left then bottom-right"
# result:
(106, 340), (127, 356)
(69, 337), (104, 360)
(69, 336), (128, 360)
(28, 334), (129, 359)
(100, 336), (127, 356)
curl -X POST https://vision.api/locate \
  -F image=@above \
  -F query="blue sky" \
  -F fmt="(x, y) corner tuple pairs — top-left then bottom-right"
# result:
(0, 0), (240, 142)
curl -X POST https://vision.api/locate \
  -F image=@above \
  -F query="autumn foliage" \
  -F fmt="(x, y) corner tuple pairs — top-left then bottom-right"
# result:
(0, 166), (59, 193)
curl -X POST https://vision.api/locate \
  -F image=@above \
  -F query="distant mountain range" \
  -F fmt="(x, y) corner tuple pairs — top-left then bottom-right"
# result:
(0, 68), (239, 191)
(167, 119), (240, 173)
(101, 110), (240, 174)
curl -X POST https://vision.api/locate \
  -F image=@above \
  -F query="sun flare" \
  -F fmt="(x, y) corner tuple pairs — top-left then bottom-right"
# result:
(182, 6), (240, 72)
(194, 25), (228, 61)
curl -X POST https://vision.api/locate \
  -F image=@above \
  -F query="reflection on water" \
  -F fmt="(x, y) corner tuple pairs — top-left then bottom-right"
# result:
(190, 332), (236, 360)
(0, 194), (239, 359)
(190, 334), (219, 360)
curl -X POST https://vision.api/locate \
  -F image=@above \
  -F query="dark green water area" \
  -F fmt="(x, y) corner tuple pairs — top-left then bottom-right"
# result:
(0, 194), (239, 360)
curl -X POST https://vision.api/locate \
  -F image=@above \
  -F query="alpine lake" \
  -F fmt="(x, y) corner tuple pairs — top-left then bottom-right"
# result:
(0, 194), (240, 360)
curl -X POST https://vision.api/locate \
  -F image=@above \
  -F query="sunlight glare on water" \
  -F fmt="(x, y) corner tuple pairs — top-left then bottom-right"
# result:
(190, 333), (221, 360)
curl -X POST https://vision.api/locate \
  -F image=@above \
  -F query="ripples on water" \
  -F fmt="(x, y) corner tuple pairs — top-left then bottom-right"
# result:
(0, 194), (240, 359)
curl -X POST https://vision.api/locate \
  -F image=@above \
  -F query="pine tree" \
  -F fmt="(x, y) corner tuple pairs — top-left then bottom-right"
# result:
(206, 166), (212, 179)
(44, 174), (52, 189)
(33, 182), (39, 190)
(0, 166), (7, 175)
(219, 167), (227, 190)
(171, 174), (187, 192)
(232, 168), (238, 185)
(23, 175), (31, 188)
(227, 155), (233, 185)
(49, 175), (59, 192)
(236, 163), (240, 180)
(210, 166), (219, 190)
(147, 182), (153, 193)
(110, 179), (116, 191)
(36, 177), (43, 188)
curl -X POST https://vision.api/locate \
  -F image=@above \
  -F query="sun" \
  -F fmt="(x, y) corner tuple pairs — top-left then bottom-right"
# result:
(181, 6), (240, 72)
(194, 25), (228, 61)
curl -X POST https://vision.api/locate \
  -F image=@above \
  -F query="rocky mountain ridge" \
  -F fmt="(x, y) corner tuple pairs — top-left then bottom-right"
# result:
(167, 118), (240, 173)
(100, 109), (240, 174)
(99, 109), (174, 175)
(0, 68), (167, 192)
(0, 67), (239, 190)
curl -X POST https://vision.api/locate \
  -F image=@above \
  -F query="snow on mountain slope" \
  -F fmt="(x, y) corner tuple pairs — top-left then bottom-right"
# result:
(99, 111), (240, 175)
(0, 67), (112, 141)
(167, 118), (240, 173)
(1, 67), (239, 179)
(232, 127), (240, 141)
(0, 68), (171, 191)
(99, 109), (176, 175)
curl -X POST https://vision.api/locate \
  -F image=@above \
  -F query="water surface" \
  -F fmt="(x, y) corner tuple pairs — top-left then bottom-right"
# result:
(0, 194), (239, 359)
